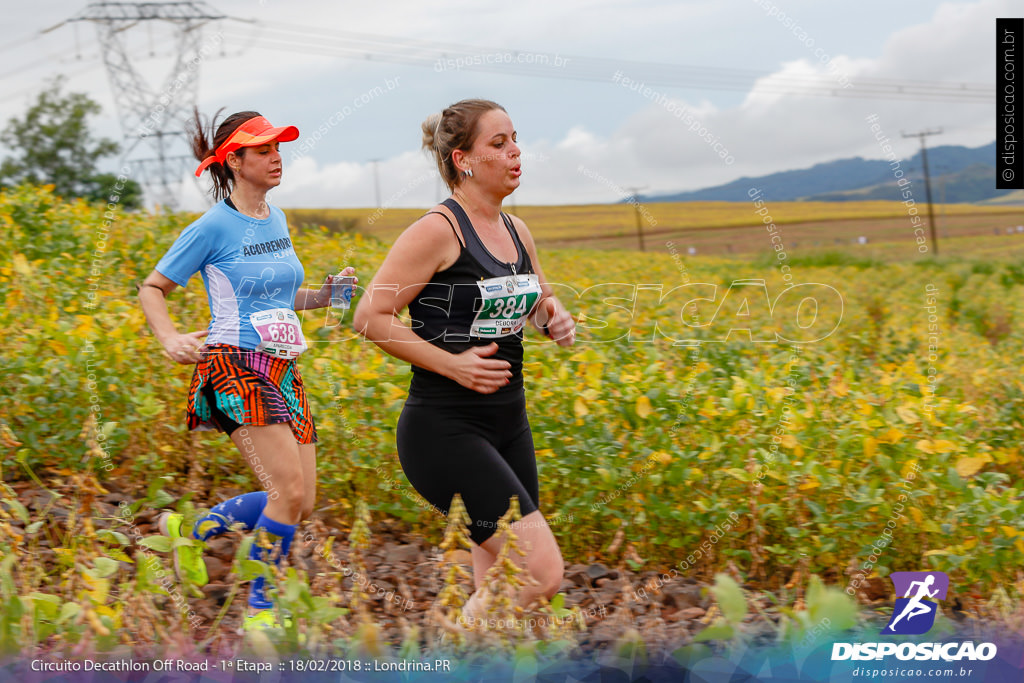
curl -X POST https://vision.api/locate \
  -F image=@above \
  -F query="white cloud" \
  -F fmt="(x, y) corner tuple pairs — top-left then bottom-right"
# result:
(242, 0), (1009, 208)
(1, 0), (1009, 209)
(272, 151), (437, 208)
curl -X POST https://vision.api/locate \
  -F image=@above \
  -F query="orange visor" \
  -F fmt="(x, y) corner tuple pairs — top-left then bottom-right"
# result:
(194, 115), (299, 177)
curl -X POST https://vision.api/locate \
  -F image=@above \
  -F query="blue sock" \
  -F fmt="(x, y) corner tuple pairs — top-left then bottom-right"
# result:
(247, 512), (296, 610)
(192, 491), (268, 541)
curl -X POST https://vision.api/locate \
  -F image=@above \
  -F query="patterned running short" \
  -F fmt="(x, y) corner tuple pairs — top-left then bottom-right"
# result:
(186, 344), (317, 444)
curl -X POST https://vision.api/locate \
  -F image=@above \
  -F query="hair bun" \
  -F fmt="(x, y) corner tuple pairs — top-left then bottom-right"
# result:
(421, 112), (442, 150)
(422, 99), (504, 192)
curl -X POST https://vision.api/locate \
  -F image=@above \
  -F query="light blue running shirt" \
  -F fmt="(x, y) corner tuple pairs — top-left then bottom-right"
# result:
(156, 200), (305, 350)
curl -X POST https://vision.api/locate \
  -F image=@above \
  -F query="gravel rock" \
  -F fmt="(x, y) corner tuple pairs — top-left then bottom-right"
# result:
(585, 563), (611, 583)
(385, 543), (421, 564)
(204, 537), (236, 561)
(201, 581), (231, 605)
(677, 607), (707, 621)
(204, 556), (229, 582)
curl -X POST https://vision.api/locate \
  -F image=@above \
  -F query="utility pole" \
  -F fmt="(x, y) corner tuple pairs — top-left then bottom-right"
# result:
(625, 186), (648, 251)
(902, 129), (943, 255)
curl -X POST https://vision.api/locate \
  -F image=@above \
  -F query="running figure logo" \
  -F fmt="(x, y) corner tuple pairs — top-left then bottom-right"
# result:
(882, 571), (949, 635)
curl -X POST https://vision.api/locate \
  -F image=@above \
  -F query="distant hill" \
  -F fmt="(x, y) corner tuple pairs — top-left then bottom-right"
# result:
(644, 142), (1020, 204)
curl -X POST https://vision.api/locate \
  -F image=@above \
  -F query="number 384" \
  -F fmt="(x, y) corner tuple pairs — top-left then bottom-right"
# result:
(488, 295), (530, 319)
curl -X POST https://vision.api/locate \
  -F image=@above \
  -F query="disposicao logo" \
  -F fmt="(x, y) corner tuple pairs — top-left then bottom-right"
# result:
(831, 571), (997, 662)
(882, 571), (949, 635)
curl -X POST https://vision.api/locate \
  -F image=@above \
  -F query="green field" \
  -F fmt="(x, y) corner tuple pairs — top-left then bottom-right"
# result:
(1, 185), (1022, 660)
(287, 200), (1024, 257)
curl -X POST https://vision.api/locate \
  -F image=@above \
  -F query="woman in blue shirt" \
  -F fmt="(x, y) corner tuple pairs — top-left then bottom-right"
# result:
(138, 109), (355, 632)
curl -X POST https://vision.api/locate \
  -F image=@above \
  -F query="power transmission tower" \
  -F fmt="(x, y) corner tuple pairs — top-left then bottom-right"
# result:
(902, 128), (943, 255)
(45, 2), (225, 209)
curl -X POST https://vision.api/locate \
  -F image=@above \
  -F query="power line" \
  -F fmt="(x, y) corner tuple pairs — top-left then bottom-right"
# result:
(0, 33), (45, 55)
(0, 45), (85, 83)
(6, 14), (996, 104)
(219, 20), (995, 104)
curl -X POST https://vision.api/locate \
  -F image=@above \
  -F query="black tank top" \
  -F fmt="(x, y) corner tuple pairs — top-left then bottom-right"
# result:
(407, 198), (535, 403)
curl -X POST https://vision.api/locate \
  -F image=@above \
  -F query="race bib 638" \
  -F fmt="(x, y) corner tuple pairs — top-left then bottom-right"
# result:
(249, 308), (307, 359)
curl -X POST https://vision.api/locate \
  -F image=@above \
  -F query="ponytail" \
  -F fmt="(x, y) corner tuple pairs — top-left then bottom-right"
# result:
(188, 108), (261, 201)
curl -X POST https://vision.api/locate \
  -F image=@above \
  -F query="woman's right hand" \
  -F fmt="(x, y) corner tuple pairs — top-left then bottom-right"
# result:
(162, 330), (209, 365)
(447, 343), (512, 393)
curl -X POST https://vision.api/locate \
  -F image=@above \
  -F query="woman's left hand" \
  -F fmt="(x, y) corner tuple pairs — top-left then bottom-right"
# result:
(316, 266), (358, 308)
(536, 297), (576, 347)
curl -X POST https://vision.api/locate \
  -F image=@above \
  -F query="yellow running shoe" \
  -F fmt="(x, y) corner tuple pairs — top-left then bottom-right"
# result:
(241, 609), (293, 633)
(157, 512), (208, 587)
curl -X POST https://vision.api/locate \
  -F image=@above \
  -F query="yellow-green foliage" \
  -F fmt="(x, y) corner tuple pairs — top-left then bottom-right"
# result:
(1, 185), (1023, 657)
(287, 201), (1023, 249)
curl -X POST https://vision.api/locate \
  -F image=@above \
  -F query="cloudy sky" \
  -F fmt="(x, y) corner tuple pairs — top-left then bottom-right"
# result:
(0, 0), (1007, 209)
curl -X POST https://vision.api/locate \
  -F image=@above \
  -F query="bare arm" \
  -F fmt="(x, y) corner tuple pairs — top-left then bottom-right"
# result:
(137, 270), (208, 364)
(509, 214), (577, 347)
(293, 266), (357, 311)
(353, 213), (513, 394)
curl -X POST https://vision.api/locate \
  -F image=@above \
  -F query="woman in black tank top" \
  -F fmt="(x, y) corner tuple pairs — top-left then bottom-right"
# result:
(353, 99), (576, 623)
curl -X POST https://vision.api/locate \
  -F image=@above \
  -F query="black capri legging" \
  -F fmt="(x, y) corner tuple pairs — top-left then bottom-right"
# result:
(396, 393), (540, 545)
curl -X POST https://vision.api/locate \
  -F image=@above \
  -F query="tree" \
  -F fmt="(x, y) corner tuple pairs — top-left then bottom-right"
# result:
(0, 77), (142, 209)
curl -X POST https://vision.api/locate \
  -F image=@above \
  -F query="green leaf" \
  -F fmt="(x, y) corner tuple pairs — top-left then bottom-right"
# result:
(311, 606), (348, 623)
(723, 468), (752, 482)
(283, 577), (303, 603)
(2, 498), (30, 525)
(513, 646), (538, 683)
(100, 421), (118, 439)
(239, 559), (269, 581)
(236, 536), (254, 563)
(809, 587), (858, 632)
(710, 573), (747, 625)
(145, 476), (175, 509)
(134, 551), (168, 596)
(58, 601), (81, 624)
(614, 628), (647, 664)
(91, 557), (119, 579)
(138, 535), (172, 552)
(672, 643), (713, 668)
(806, 574), (826, 606)
(104, 548), (133, 563)
(28, 592), (60, 620)
(5, 595), (24, 621)
(693, 619), (735, 642)
(96, 529), (129, 546)
(0, 555), (16, 599)
(149, 490), (176, 510)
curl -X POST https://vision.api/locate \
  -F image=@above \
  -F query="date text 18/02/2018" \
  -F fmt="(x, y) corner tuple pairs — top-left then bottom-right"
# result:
(283, 659), (452, 673)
